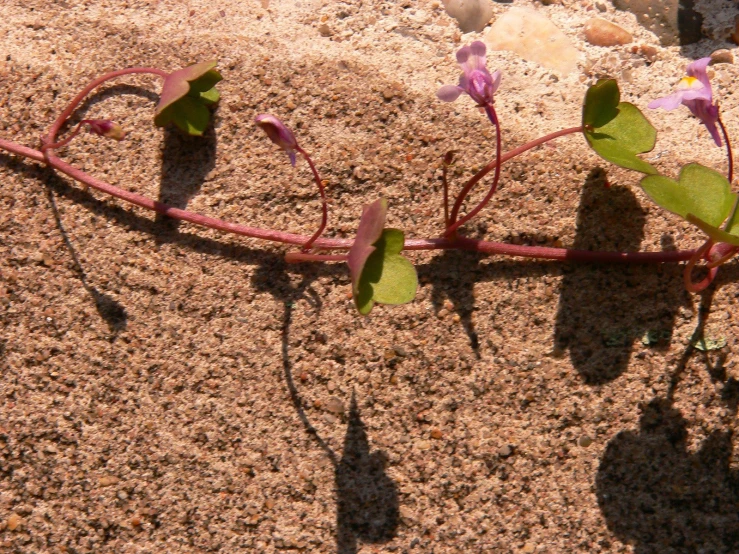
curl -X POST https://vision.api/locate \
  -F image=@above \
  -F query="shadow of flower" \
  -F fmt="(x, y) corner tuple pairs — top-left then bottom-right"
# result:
(336, 394), (399, 553)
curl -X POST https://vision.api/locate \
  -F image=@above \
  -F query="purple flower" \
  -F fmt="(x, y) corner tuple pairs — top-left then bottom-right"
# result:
(648, 57), (721, 147)
(255, 114), (299, 166)
(437, 41), (501, 106)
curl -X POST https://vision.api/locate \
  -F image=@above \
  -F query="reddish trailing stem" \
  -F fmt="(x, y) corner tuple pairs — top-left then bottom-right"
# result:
(718, 114), (733, 184)
(42, 67), (168, 149)
(444, 104), (502, 237)
(684, 240), (718, 292)
(441, 150), (457, 227)
(295, 145), (328, 252)
(445, 126), (583, 236)
(0, 137), (698, 264)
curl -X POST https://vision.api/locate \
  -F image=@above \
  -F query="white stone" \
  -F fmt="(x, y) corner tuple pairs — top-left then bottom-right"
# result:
(442, 0), (494, 34)
(485, 8), (580, 75)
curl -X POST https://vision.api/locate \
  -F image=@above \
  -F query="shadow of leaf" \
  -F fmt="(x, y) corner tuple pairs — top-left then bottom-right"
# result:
(554, 169), (689, 384)
(596, 398), (739, 553)
(156, 125), (217, 230)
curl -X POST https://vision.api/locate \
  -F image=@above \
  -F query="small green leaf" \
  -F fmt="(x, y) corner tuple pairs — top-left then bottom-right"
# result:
(347, 200), (417, 315)
(186, 69), (222, 95)
(686, 214), (739, 246)
(154, 61), (222, 136)
(641, 164), (734, 228)
(641, 329), (671, 346)
(198, 87), (220, 105)
(356, 229), (418, 315)
(583, 79), (657, 174)
(155, 96), (211, 136)
(692, 336), (727, 351)
(583, 78), (619, 129)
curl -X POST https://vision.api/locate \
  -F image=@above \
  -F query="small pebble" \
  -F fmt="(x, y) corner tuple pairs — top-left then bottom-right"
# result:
(497, 445), (513, 458)
(318, 24), (332, 37)
(710, 49), (734, 65)
(264, 498), (275, 510)
(522, 543), (536, 554)
(636, 44), (658, 63)
(394, 346), (408, 357)
(442, 0), (493, 33)
(430, 429), (443, 440)
(578, 435), (593, 448)
(99, 475), (119, 487)
(584, 18), (632, 46)
(325, 397), (344, 414)
(6, 513), (21, 531)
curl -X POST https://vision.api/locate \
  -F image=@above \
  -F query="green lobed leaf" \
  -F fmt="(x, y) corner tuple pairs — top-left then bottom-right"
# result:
(186, 69), (222, 96)
(348, 198), (387, 303)
(155, 96), (211, 136)
(355, 228), (418, 315)
(198, 87), (220, 105)
(582, 79), (657, 174)
(583, 78), (619, 129)
(154, 61), (222, 136)
(640, 163), (735, 228)
(686, 214), (739, 246)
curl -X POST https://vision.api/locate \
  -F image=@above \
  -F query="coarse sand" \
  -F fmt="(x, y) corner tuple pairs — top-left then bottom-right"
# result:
(1, 1), (739, 552)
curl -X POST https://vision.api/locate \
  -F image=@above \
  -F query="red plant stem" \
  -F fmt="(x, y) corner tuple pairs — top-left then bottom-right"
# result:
(446, 125), (584, 234)
(684, 240), (718, 292)
(706, 245), (738, 269)
(718, 114), (733, 183)
(295, 145), (328, 252)
(43, 67), (168, 148)
(43, 121), (87, 151)
(444, 104), (502, 236)
(0, 137), (698, 264)
(718, 115), (739, 234)
(285, 252), (348, 263)
(441, 151), (456, 227)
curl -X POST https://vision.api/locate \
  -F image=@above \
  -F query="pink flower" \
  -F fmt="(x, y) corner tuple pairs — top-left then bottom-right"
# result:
(437, 41), (501, 107)
(255, 114), (299, 166)
(648, 57), (721, 147)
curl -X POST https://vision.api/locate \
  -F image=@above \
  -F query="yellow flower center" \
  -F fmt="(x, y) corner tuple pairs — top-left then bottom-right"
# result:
(676, 76), (702, 90)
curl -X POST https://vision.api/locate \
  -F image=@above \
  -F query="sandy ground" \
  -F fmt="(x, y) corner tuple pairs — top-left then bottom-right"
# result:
(2, 0), (739, 552)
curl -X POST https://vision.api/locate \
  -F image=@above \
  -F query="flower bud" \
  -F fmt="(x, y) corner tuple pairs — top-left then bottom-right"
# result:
(86, 119), (126, 141)
(255, 114), (299, 166)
